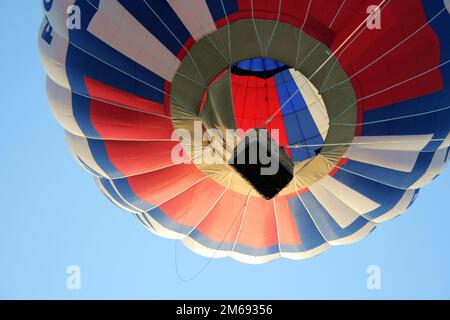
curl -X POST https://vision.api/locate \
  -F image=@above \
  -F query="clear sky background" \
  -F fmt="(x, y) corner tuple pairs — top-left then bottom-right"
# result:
(0, 1), (449, 300)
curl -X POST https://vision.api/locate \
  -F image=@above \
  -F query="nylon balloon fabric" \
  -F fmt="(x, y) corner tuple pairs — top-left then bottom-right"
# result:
(39, 0), (450, 264)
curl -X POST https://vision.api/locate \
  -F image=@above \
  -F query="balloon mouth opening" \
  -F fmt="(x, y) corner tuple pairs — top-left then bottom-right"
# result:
(170, 19), (358, 196)
(231, 58), (291, 79)
(224, 57), (330, 162)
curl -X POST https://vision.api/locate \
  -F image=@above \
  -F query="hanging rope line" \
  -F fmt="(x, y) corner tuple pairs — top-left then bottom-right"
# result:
(250, 0), (265, 58)
(264, 0), (283, 57)
(220, 0), (233, 62)
(285, 137), (450, 149)
(318, 0), (393, 92)
(333, 105), (450, 126)
(294, 0), (313, 68)
(282, 101), (450, 153)
(298, 0), (347, 67)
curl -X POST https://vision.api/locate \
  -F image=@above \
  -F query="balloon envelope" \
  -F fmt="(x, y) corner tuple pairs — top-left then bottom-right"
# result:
(39, 0), (450, 263)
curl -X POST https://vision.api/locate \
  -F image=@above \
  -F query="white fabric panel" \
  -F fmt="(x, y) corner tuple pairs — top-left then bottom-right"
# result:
(87, 0), (180, 81)
(42, 0), (75, 38)
(317, 176), (380, 214)
(373, 189), (417, 223)
(183, 237), (237, 259)
(439, 132), (450, 149)
(137, 175), (225, 240)
(445, 0), (450, 14)
(345, 148), (425, 172)
(300, 184), (377, 245)
(278, 243), (330, 261)
(65, 131), (108, 178)
(349, 135), (433, 151)
(39, 18), (70, 89)
(46, 77), (83, 137)
(167, 0), (217, 41)
(409, 133), (450, 188)
(291, 70), (329, 140)
(309, 181), (364, 228)
(182, 237), (287, 264)
(344, 135), (434, 172)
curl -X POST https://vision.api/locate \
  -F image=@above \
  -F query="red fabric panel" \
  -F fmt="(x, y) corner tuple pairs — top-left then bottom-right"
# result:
(211, 0), (370, 47)
(209, 0), (443, 131)
(234, 195), (279, 249)
(85, 77), (174, 141)
(329, 158), (349, 177)
(274, 196), (302, 246)
(126, 164), (206, 206)
(333, 0), (443, 114)
(164, 80), (172, 116)
(177, 36), (196, 61)
(102, 141), (186, 178)
(196, 191), (249, 245)
(159, 178), (226, 229)
(85, 77), (167, 116)
(231, 74), (290, 155)
(89, 103), (174, 141)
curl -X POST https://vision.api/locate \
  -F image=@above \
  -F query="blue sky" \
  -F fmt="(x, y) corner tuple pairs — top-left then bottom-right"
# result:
(0, 1), (449, 299)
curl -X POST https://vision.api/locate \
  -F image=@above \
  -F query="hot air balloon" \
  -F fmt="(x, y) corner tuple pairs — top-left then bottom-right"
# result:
(39, 0), (450, 264)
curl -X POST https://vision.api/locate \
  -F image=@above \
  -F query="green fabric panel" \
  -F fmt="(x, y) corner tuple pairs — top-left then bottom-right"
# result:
(200, 69), (237, 131)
